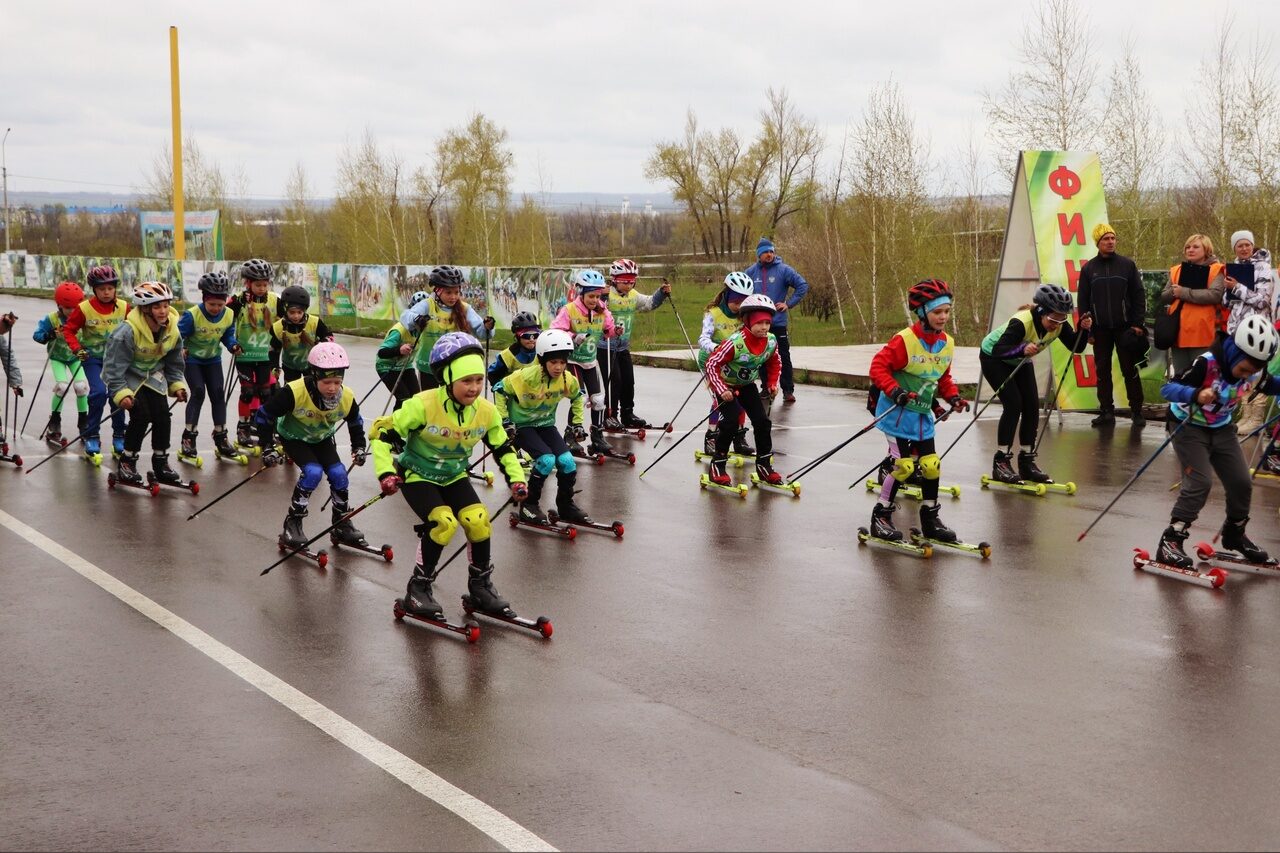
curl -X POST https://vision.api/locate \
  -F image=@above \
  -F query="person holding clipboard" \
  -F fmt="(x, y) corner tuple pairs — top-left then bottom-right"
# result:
(1223, 229), (1277, 436)
(1159, 234), (1225, 374)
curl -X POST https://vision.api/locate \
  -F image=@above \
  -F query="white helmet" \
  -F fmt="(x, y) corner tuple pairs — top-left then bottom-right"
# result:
(724, 271), (754, 296)
(1234, 314), (1279, 363)
(738, 293), (777, 315)
(535, 329), (575, 362)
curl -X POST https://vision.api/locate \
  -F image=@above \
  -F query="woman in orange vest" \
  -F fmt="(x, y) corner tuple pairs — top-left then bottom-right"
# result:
(1160, 234), (1225, 375)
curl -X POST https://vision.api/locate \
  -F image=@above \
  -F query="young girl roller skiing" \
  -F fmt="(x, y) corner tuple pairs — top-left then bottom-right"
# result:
(370, 332), (528, 621)
(256, 342), (369, 553)
(867, 280), (971, 543)
(32, 282), (90, 444)
(1153, 316), (1280, 569)
(978, 283), (1092, 488)
(61, 265), (130, 462)
(270, 285), (334, 384)
(178, 271), (243, 465)
(487, 311), (541, 386)
(228, 259), (280, 451)
(697, 272), (754, 457)
(601, 258), (669, 429)
(374, 290), (428, 410)
(102, 281), (189, 490)
(551, 269), (620, 457)
(397, 266), (495, 391)
(702, 293), (785, 490)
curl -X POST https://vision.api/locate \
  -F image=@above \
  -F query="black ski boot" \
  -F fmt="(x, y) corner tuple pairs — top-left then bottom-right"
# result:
(236, 418), (257, 447)
(755, 454), (784, 486)
(1157, 523), (1193, 569)
(403, 571), (444, 619)
(115, 451), (145, 487)
(703, 429), (718, 456)
(180, 429), (199, 459)
(707, 456), (731, 485)
(1221, 517), (1270, 563)
(1091, 407), (1116, 427)
(519, 473), (549, 524)
(732, 428), (756, 456)
(919, 503), (957, 542)
(281, 486), (312, 547)
(1261, 450), (1280, 476)
(564, 425), (585, 453)
(212, 428), (239, 460)
(603, 411), (623, 430)
(44, 412), (63, 444)
(991, 451), (1021, 484)
(1017, 450), (1052, 483)
(588, 426), (613, 455)
(466, 563), (510, 614)
(556, 471), (593, 524)
(870, 502), (903, 541)
(151, 453), (182, 486)
(330, 489), (369, 546)
(621, 409), (647, 429)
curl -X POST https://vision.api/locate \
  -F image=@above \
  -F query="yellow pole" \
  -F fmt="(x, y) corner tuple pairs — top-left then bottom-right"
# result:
(169, 25), (185, 261)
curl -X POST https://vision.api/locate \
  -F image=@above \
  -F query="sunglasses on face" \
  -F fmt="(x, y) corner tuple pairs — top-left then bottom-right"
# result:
(1045, 313), (1069, 325)
(518, 332), (540, 341)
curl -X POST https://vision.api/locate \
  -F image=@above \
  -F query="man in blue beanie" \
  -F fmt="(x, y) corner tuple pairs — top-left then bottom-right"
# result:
(744, 237), (809, 403)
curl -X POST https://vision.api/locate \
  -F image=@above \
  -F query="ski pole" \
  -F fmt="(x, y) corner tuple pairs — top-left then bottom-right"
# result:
(24, 395), (128, 474)
(433, 494), (518, 576)
(653, 373), (706, 450)
(319, 449), (370, 512)
(19, 352), (50, 436)
(187, 464), (271, 520)
(845, 409), (952, 490)
(482, 326), (492, 473)
(937, 353), (1035, 463)
(1077, 413), (1194, 542)
(1033, 320), (1088, 454)
(38, 358), (85, 440)
(468, 446), (494, 471)
(785, 402), (902, 483)
(260, 492), (388, 576)
(638, 406), (716, 479)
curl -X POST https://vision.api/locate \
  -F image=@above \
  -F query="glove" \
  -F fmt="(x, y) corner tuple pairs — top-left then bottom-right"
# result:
(570, 424), (587, 443)
(118, 396), (134, 411)
(174, 389), (188, 402)
(230, 344), (244, 356)
(76, 348), (90, 362)
(948, 395), (970, 413)
(572, 333), (587, 346)
(261, 447), (284, 468)
(511, 482), (528, 502)
(502, 419), (516, 441)
(483, 316), (496, 330)
(351, 448), (367, 466)
(12, 387), (22, 397)
(891, 388), (918, 407)
(379, 473), (403, 496)
(932, 400), (947, 420)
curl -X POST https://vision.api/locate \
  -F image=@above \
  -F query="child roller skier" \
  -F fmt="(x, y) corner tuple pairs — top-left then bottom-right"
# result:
(61, 265), (130, 459)
(867, 279), (970, 542)
(371, 332), (528, 620)
(178, 271), (242, 463)
(103, 281), (189, 487)
(487, 311), (541, 386)
(270, 285), (334, 384)
(228, 259), (280, 450)
(698, 272), (755, 456)
(1154, 316), (1280, 568)
(32, 282), (90, 443)
(397, 265), (494, 391)
(601, 259), (669, 428)
(256, 342), (368, 550)
(978, 283), (1092, 485)
(703, 293), (785, 488)
(551, 269), (619, 455)
(493, 329), (594, 525)
(374, 290), (429, 410)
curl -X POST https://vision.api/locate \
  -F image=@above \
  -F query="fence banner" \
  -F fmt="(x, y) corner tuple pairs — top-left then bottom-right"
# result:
(140, 210), (224, 260)
(318, 263), (355, 318)
(490, 267), (546, 329)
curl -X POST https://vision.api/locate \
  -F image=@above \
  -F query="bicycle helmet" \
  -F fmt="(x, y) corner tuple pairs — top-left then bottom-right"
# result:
(280, 285), (310, 311)
(572, 269), (607, 292)
(87, 265), (119, 288)
(738, 293), (777, 315)
(307, 341), (350, 375)
(132, 281), (174, 306)
(197, 270), (231, 297)
(724, 271), (754, 296)
(536, 329), (575, 363)
(429, 265), (466, 288)
(907, 279), (953, 316)
(1032, 283), (1074, 315)
(408, 290), (430, 308)
(241, 258), (273, 282)
(609, 258), (639, 279)
(429, 332), (485, 383)
(1234, 314), (1279, 363)
(511, 311), (540, 332)
(55, 281), (85, 309)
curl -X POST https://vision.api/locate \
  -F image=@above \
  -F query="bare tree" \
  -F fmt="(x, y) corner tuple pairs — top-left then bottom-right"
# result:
(1179, 16), (1237, 235)
(759, 88), (823, 236)
(1100, 38), (1166, 259)
(1233, 34), (1280, 249)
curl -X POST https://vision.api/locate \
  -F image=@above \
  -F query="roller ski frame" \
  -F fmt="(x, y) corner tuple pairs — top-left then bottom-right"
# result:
(569, 444), (605, 466)
(508, 511), (577, 540)
(0, 439), (21, 468)
(1194, 541), (1280, 578)
(393, 599), (480, 643)
(1133, 547), (1226, 589)
(547, 508), (624, 538)
(44, 432), (69, 449)
(107, 472), (160, 497)
(177, 450), (205, 468)
(979, 476), (1048, 496)
(603, 421), (673, 441)
(692, 449), (748, 468)
(329, 535), (394, 562)
(461, 595), (553, 638)
(146, 471), (200, 495)
(698, 474), (749, 498)
(750, 472), (800, 498)
(594, 445), (636, 466)
(908, 528), (991, 559)
(857, 526), (932, 558)
(863, 479), (960, 500)
(277, 536), (329, 568)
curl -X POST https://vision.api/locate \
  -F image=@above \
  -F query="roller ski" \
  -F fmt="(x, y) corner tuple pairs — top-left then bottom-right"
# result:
(235, 419), (262, 457)
(0, 443), (21, 467)
(980, 451), (1047, 496)
(1018, 450), (1075, 495)
(693, 448), (749, 468)
(177, 429), (205, 468)
(699, 457), (748, 498)
(1194, 520), (1279, 577)
(565, 426), (604, 466)
(1131, 525), (1225, 588)
(508, 510), (577, 539)
(146, 453), (199, 495)
(328, 500), (392, 562)
(548, 507), (624, 538)
(211, 428), (249, 465)
(43, 414), (68, 448)
(277, 510), (328, 567)
(908, 506), (989, 559)
(603, 410), (672, 441)
(107, 452), (159, 496)
(588, 427), (635, 465)
(749, 455), (799, 498)
(83, 437), (103, 467)
(460, 563), (552, 638)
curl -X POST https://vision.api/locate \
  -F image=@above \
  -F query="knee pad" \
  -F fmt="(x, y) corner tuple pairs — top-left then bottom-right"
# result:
(52, 380), (70, 397)
(425, 505), (458, 546)
(298, 462), (325, 491)
(891, 456), (916, 482)
(74, 379), (89, 397)
(918, 453), (942, 480)
(556, 451), (577, 474)
(458, 502), (491, 542)
(325, 462), (349, 491)
(534, 453), (557, 477)
(590, 391), (606, 411)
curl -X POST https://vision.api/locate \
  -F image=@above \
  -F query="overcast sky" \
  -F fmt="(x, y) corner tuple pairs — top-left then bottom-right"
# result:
(2, 0), (1271, 202)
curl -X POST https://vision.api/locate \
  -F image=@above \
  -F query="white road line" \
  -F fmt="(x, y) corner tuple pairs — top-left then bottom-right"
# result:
(0, 509), (557, 853)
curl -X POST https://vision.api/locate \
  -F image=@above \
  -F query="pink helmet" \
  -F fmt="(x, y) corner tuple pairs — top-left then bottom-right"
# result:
(307, 341), (350, 374)
(609, 258), (638, 279)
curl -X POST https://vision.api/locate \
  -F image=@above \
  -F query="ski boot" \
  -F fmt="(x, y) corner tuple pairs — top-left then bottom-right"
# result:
(236, 418), (261, 456)
(44, 412), (65, 446)
(212, 428), (249, 464)
(588, 426), (613, 455)
(178, 429), (203, 468)
(84, 436), (103, 466)
(518, 474), (550, 525)
(980, 450), (1047, 495)
(1017, 450), (1052, 484)
(621, 410), (648, 429)
(732, 428), (755, 457)
(556, 471), (594, 524)
(107, 451), (157, 495)
(1220, 517), (1270, 564)
(918, 503), (956, 543)
(602, 412), (624, 430)
(703, 428), (718, 456)
(1259, 451), (1280, 477)
(402, 571), (445, 620)
(111, 434), (126, 460)
(858, 502), (932, 556)
(465, 563), (510, 615)
(150, 453), (182, 486)
(1156, 524), (1193, 569)
(329, 491), (370, 548)
(708, 457), (732, 486)
(751, 454), (800, 497)
(991, 450), (1020, 484)
(869, 502), (903, 542)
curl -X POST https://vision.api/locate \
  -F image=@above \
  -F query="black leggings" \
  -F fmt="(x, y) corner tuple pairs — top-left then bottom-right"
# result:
(124, 386), (173, 454)
(418, 370), (440, 391)
(400, 478), (487, 575)
(600, 348), (635, 413)
(185, 360), (227, 427)
(714, 383), (771, 458)
(980, 355), (1039, 447)
(379, 369), (421, 410)
(882, 437), (939, 503)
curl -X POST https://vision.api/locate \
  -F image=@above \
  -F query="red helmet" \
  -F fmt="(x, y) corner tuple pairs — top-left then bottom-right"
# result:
(907, 279), (952, 314)
(609, 258), (638, 280)
(87, 265), (119, 288)
(55, 281), (85, 309)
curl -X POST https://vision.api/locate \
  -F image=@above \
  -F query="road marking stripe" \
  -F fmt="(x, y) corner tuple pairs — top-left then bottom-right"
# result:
(0, 509), (556, 853)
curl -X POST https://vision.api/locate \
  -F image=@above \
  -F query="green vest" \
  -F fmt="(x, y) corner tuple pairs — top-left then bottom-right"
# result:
(495, 363), (581, 428)
(376, 322), (421, 373)
(184, 305), (234, 361)
(44, 311), (76, 363)
(76, 298), (128, 358)
(273, 315), (321, 372)
(275, 378), (354, 443)
(697, 305), (739, 371)
(980, 308), (1061, 364)
(236, 292), (278, 363)
(895, 326), (954, 413)
(714, 332), (777, 387)
(608, 289), (640, 347)
(397, 389), (496, 484)
(566, 301), (604, 364)
(413, 298), (469, 369)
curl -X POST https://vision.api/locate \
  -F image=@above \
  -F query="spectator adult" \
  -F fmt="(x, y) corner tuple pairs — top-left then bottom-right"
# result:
(1077, 223), (1148, 427)
(1224, 229), (1277, 435)
(744, 237), (808, 403)
(1159, 234), (1225, 375)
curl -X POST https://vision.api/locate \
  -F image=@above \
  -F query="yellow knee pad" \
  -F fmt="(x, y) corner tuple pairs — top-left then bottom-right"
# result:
(891, 456), (916, 482)
(918, 453), (942, 480)
(426, 505), (458, 545)
(458, 502), (491, 543)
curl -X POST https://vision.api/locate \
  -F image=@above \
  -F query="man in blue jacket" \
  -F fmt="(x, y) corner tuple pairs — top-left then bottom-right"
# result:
(745, 237), (809, 403)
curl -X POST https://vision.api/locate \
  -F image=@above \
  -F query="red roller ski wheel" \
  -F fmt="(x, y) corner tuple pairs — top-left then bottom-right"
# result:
(381, 544), (394, 562)
(149, 483), (160, 497)
(464, 622), (481, 644)
(663, 423), (674, 433)
(635, 428), (646, 441)
(508, 513), (520, 528)
(1194, 541), (1215, 561)
(189, 482), (200, 495)
(566, 527), (578, 540)
(626, 453), (636, 466)
(393, 601), (405, 621)
(1207, 567), (1228, 588)
(611, 522), (624, 538)
(316, 550), (329, 569)
(536, 617), (553, 638)
(593, 454), (605, 466)
(12, 455), (22, 468)
(1133, 548), (1149, 570)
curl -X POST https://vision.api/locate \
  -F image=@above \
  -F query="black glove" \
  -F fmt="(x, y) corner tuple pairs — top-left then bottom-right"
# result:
(948, 395), (970, 413)
(502, 419), (516, 442)
(351, 447), (368, 466)
(570, 424), (587, 443)
(891, 388), (917, 407)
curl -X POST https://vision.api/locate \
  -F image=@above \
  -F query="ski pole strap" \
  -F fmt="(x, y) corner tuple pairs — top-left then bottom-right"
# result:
(261, 493), (388, 576)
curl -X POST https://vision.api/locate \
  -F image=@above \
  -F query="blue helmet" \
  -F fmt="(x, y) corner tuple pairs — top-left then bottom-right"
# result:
(429, 332), (484, 382)
(573, 269), (607, 292)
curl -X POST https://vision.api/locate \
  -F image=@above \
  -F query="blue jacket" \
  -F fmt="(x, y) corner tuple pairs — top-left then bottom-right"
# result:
(744, 255), (808, 328)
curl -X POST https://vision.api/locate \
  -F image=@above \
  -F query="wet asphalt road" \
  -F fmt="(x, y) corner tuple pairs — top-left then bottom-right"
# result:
(3, 293), (1280, 851)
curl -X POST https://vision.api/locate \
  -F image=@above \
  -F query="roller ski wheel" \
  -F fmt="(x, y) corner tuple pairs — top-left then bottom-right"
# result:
(329, 534), (394, 562)
(237, 443), (262, 457)
(461, 595), (553, 638)
(1133, 548), (1225, 588)
(1042, 481), (1077, 495)
(1193, 541), (1280, 577)
(603, 424), (647, 441)
(508, 511), (577, 540)
(699, 473), (749, 498)
(146, 471), (199, 495)
(909, 528), (991, 560)
(177, 451), (205, 469)
(979, 475), (1047, 496)
(750, 472), (800, 498)
(0, 451), (23, 468)
(468, 469), (496, 487)
(856, 526), (932, 558)
(107, 472), (160, 497)
(596, 447), (636, 466)
(393, 599), (480, 643)
(277, 537), (328, 568)
(547, 508), (624, 538)
(693, 449), (747, 468)
(570, 446), (605, 466)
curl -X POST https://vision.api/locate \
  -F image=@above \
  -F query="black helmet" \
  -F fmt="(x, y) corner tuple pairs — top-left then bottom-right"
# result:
(280, 285), (310, 311)
(429, 265), (466, 288)
(511, 311), (540, 332)
(1033, 283), (1074, 315)
(197, 271), (231, 297)
(240, 258), (273, 282)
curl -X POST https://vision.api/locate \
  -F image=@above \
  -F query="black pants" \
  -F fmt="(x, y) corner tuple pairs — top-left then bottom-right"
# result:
(601, 348), (636, 413)
(418, 370), (440, 391)
(184, 360), (227, 427)
(1091, 328), (1144, 411)
(124, 386), (173, 454)
(980, 355), (1039, 448)
(770, 324), (793, 394)
(236, 360), (273, 413)
(400, 478), (487, 574)
(379, 369), (421, 410)
(714, 383), (771, 458)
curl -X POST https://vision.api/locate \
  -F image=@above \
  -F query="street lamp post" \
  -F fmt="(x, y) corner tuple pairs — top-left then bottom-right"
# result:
(2, 128), (10, 253)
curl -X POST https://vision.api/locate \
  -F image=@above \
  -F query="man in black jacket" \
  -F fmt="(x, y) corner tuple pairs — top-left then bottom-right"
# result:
(1077, 223), (1148, 427)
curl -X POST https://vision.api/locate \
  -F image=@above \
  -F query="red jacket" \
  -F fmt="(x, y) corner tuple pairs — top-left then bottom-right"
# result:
(62, 297), (131, 354)
(869, 322), (959, 401)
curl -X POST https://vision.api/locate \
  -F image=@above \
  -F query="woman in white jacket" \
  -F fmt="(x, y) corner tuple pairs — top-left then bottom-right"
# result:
(1228, 229), (1278, 436)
